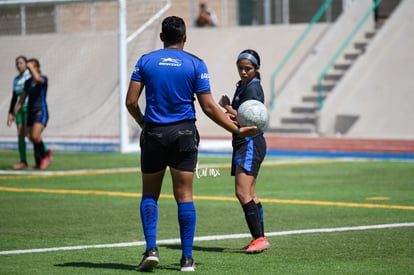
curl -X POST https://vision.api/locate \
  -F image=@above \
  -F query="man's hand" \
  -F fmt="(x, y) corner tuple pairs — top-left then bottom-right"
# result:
(237, 125), (258, 137)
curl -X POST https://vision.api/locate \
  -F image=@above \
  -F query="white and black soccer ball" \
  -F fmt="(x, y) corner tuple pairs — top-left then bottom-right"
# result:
(237, 100), (268, 130)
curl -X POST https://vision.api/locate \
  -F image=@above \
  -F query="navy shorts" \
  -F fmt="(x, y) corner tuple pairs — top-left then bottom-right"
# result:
(140, 120), (200, 173)
(27, 109), (49, 127)
(231, 133), (266, 177)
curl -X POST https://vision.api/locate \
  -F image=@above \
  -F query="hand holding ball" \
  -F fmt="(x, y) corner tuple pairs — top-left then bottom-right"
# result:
(237, 100), (268, 130)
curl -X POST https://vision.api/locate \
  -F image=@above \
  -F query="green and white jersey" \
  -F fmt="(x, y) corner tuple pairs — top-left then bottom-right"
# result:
(13, 69), (31, 108)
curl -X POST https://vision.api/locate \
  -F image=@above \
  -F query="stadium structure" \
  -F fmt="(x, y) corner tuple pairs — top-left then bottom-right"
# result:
(0, 0), (413, 158)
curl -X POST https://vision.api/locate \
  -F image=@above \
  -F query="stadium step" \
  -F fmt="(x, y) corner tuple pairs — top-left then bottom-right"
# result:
(344, 53), (359, 61)
(268, 18), (381, 137)
(291, 104), (319, 114)
(302, 94), (326, 103)
(354, 42), (367, 52)
(333, 63), (352, 71)
(281, 114), (317, 125)
(312, 84), (335, 92)
(323, 73), (343, 81)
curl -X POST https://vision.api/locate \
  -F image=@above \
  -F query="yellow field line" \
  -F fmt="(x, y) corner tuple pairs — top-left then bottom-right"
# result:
(1, 186), (413, 211)
(0, 159), (363, 180)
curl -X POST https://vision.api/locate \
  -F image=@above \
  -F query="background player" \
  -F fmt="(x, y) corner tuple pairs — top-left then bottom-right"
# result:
(15, 58), (52, 169)
(7, 55), (31, 169)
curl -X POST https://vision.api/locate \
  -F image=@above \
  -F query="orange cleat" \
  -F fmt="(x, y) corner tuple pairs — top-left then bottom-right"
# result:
(13, 161), (28, 169)
(244, 237), (270, 254)
(40, 156), (51, 170)
(46, 148), (54, 161)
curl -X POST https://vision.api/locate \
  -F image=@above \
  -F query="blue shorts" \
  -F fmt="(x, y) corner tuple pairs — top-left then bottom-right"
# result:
(27, 109), (49, 127)
(140, 120), (199, 173)
(231, 133), (266, 177)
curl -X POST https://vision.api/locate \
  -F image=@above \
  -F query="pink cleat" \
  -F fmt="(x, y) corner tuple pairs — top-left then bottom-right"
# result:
(244, 237), (270, 254)
(40, 156), (51, 170)
(13, 161), (28, 169)
(46, 148), (54, 161)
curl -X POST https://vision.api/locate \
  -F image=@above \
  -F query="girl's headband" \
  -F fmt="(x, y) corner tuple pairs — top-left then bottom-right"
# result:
(237, 52), (259, 66)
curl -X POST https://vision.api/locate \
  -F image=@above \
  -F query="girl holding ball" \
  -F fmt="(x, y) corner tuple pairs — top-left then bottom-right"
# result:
(219, 49), (269, 253)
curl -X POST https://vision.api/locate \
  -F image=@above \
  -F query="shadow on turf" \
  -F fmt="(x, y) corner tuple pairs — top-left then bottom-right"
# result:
(55, 245), (243, 272)
(56, 261), (201, 272)
(161, 244), (245, 254)
(55, 262), (136, 271)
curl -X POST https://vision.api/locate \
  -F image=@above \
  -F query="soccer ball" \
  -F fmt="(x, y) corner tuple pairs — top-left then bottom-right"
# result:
(237, 100), (268, 130)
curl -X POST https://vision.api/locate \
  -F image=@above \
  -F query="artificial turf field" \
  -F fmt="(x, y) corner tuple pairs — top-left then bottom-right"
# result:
(0, 151), (413, 274)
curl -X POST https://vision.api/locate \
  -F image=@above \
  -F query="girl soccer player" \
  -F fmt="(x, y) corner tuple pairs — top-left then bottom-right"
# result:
(15, 58), (52, 169)
(7, 56), (31, 169)
(219, 49), (269, 253)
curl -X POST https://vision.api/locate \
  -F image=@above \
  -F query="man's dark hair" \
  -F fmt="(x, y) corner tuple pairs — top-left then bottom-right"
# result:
(161, 16), (186, 45)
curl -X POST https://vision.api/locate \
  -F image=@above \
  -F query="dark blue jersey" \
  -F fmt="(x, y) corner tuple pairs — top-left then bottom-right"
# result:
(24, 75), (48, 113)
(232, 78), (265, 143)
(131, 48), (211, 124)
(231, 79), (265, 111)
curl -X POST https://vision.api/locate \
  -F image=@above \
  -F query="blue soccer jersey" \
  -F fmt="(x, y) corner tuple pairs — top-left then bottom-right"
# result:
(231, 79), (265, 111)
(131, 49), (211, 124)
(24, 75), (48, 113)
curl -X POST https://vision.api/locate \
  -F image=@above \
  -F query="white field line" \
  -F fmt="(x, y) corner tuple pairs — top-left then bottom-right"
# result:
(1, 222), (413, 255)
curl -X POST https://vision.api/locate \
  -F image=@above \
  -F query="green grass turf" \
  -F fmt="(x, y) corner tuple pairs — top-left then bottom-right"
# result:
(0, 150), (413, 274)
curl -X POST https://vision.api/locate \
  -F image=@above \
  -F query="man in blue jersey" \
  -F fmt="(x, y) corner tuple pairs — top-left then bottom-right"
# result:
(126, 16), (256, 272)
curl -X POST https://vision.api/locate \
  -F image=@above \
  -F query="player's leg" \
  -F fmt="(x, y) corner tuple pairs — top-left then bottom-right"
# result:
(235, 169), (263, 238)
(137, 170), (165, 272)
(234, 135), (268, 253)
(250, 191), (267, 249)
(29, 122), (49, 169)
(137, 124), (168, 272)
(13, 110), (28, 169)
(251, 135), (267, 240)
(248, 183), (265, 236)
(141, 170), (165, 250)
(169, 121), (198, 271)
(171, 168), (196, 272)
(237, 172), (268, 253)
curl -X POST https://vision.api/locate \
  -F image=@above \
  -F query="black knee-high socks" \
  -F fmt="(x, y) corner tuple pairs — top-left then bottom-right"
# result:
(257, 202), (264, 235)
(242, 200), (263, 239)
(33, 141), (46, 165)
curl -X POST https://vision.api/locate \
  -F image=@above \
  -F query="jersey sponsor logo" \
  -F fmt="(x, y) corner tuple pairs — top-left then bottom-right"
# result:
(200, 73), (209, 79)
(159, 57), (182, 67)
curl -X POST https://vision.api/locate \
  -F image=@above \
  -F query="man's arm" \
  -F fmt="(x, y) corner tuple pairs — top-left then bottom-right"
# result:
(125, 80), (145, 128)
(197, 92), (256, 137)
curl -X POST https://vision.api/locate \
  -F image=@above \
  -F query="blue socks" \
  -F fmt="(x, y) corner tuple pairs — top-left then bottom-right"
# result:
(178, 201), (196, 258)
(140, 195), (158, 251)
(140, 197), (196, 258)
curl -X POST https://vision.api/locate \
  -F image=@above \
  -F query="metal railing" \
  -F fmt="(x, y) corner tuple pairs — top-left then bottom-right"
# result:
(316, 0), (382, 110)
(268, 0), (334, 112)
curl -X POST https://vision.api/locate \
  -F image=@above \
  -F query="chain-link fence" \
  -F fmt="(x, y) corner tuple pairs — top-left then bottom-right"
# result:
(0, 0), (349, 36)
